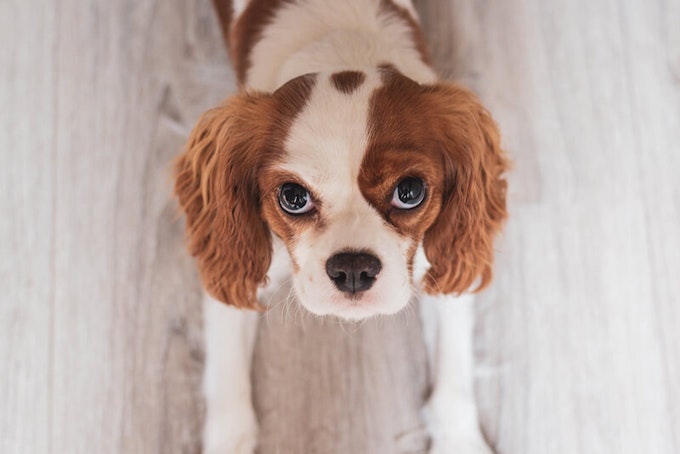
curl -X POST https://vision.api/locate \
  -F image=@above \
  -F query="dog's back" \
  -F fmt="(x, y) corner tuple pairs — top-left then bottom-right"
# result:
(211, 0), (436, 91)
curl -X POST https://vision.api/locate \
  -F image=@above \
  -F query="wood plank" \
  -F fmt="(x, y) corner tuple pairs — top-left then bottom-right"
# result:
(253, 287), (430, 453)
(47, 0), (229, 452)
(0, 1), (56, 452)
(416, 0), (680, 452)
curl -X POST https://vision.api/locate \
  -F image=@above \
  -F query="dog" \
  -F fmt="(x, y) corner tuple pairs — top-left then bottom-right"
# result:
(174, 0), (509, 452)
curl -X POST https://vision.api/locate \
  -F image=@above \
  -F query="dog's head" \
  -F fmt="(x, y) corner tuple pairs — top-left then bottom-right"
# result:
(175, 67), (508, 319)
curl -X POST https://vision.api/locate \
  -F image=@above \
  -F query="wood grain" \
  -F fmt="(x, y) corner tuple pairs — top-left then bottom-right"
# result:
(1, 0), (679, 453)
(416, 1), (680, 453)
(0, 1), (55, 452)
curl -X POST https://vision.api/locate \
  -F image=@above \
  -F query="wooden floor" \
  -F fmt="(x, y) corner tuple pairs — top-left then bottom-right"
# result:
(2, 0), (679, 452)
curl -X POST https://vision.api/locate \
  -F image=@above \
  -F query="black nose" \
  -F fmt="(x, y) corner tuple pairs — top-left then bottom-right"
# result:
(325, 252), (382, 294)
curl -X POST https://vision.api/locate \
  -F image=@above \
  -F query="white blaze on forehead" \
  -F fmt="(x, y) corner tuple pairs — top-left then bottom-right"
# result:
(281, 70), (383, 208)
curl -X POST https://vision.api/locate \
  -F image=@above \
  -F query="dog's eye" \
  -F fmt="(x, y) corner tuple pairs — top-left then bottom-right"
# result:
(279, 183), (314, 214)
(391, 177), (425, 209)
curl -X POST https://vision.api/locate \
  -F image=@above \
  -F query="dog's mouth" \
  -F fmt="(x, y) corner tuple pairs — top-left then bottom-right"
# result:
(314, 296), (389, 320)
(293, 270), (413, 320)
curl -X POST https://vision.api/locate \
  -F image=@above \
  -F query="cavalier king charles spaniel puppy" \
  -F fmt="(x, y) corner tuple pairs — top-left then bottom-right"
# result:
(174, 0), (509, 452)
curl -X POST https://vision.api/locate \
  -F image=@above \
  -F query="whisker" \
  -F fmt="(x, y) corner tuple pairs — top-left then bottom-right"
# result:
(283, 286), (297, 323)
(262, 277), (294, 326)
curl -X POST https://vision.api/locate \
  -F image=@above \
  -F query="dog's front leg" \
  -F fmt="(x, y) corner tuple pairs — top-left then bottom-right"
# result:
(420, 293), (493, 454)
(202, 295), (259, 454)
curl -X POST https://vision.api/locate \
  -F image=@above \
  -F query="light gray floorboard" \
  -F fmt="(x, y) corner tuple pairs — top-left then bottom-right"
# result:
(1, 1), (55, 452)
(417, 1), (680, 453)
(1, 0), (679, 453)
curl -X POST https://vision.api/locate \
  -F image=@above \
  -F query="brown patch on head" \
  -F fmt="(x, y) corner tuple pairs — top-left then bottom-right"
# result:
(377, 62), (399, 75)
(330, 71), (367, 95)
(268, 73), (318, 145)
(361, 70), (509, 295)
(229, 0), (293, 85)
(378, 0), (432, 66)
(360, 71), (444, 256)
(173, 73), (317, 309)
(258, 74), (326, 252)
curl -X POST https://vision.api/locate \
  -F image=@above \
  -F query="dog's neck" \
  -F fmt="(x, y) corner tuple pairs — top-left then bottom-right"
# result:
(239, 0), (437, 91)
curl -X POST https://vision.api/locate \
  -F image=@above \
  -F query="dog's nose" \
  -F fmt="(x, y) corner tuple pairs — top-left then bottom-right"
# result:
(325, 252), (382, 294)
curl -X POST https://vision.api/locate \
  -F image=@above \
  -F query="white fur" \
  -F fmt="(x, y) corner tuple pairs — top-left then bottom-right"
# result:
(419, 294), (493, 454)
(390, 0), (420, 19)
(411, 247), (492, 454)
(203, 0), (491, 452)
(232, 0), (249, 17)
(202, 296), (259, 454)
(202, 238), (292, 453)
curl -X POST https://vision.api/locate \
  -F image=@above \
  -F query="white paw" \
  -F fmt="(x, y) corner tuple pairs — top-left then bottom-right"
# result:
(203, 403), (258, 454)
(429, 437), (493, 454)
(423, 396), (493, 454)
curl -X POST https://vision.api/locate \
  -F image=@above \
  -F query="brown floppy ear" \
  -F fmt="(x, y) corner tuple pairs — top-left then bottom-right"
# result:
(422, 84), (509, 295)
(174, 94), (273, 309)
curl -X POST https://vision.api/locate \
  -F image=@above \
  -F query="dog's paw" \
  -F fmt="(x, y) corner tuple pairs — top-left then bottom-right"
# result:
(428, 434), (494, 454)
(423, 395), (493, 454)
(203, 403), (258, 454)
(203, 420), (257, 454)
